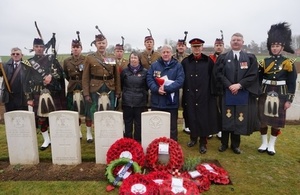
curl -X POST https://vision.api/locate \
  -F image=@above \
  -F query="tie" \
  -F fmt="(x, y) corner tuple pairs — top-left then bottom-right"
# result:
(234, 54), (238, 82)
(234, 54), (238, 61)
(14, 62), (18, 70)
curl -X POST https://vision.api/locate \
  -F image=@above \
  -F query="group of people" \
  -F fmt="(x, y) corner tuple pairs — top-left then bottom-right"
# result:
(0, 22), (297, 156)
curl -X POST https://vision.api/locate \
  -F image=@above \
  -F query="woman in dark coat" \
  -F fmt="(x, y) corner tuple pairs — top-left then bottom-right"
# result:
(121, 51), (148, 142)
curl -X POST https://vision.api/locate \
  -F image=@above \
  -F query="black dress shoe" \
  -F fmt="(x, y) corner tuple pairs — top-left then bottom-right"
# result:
(87, 139), (94, 143)
(199, 145), (207, 154)
(267, 150), (275, 155)
(218, 145), (228, 152)
(232, 147), (241, 154)
(258, 148), (267, 153)
(187, 140), (197, 147)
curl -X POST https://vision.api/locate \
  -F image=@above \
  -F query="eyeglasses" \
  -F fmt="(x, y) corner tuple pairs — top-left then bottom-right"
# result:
(11, 53), (21, 56)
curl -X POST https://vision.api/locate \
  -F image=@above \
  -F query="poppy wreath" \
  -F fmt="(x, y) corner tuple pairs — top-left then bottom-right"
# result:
(196, 163), (230, 185)
(181, 171), (211, 193)
(105, 158), (142, 187)
(145, 137), (184, 172)
(106, 138), (145, 167)
(119, 173), (159, 195)
(158, 177), (200, 195)
(145, 170), (172, 186)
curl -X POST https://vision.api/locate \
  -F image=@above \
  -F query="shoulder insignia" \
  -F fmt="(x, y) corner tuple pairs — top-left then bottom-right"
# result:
(290, 58), (297, 64)
(258, 59), (264, 67)
(22, 59), (32, 67)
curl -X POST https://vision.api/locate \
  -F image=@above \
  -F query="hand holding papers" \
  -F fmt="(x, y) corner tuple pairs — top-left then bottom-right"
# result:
(155, 76), (175, 102)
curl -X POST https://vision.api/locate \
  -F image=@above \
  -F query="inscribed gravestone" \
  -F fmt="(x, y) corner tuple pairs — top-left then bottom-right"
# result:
(94, 111), (123, 164)
(141, 111), (170, 153)
(4, 111), (39, 165)
(49, 111), (81, 165)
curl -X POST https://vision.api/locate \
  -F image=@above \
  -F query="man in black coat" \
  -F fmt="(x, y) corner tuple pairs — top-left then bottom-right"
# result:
(182, 38), (219, 154)
(0, 47), (28, 111)
(214, 33), (260, 154)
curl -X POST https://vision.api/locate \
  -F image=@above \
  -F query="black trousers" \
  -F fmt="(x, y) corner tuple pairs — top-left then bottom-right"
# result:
(221, 131), (240, 148)
(122, 106), (144, 142)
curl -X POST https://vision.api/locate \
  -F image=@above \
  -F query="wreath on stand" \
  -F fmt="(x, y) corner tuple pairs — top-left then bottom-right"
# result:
(145, 137), (184, 172)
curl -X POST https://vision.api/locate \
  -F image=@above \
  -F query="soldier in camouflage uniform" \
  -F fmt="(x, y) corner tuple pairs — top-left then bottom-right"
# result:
(140, 29), (160, 69)
(63, 31), (85, 138)
(82, 27), (121, 143)
(24, 36), (66, 151)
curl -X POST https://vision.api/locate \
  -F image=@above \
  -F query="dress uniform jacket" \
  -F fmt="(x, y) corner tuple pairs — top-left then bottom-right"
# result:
(82, 52), (121, 97)
(258, 55), (297, 127)
(140, 50), (160, 69)
(182, 54), (219, 137)
(23, 54), (66, 115)
(173, 52), (189, 63)
(63, 54), (85, 92)
(116, 58), (129, 74)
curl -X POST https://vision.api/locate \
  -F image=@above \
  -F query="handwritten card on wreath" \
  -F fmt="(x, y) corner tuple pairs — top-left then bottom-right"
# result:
(158, 142), (169, 154)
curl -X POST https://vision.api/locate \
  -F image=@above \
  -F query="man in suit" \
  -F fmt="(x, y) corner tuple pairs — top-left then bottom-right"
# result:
(82, 27), (121, 143)
(63, 31), (86, 139)
(214, 33), (260, 154)
(0, 47), (28, 112)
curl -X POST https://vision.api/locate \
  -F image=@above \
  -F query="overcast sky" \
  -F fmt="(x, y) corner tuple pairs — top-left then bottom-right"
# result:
(0, 0), (299, 56)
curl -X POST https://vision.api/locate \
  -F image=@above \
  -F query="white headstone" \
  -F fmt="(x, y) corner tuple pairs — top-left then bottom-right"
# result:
(287, 74), (300, 120)
(4, 111), (39, 165)
(287, 91), (300, 120)
(141, 111), (170, 153)
(94, 111), (123, 164)
(49, 111), (81, 165)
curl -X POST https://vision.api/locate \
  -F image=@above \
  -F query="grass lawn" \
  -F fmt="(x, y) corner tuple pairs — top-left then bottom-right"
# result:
(0, 120), (300, 195)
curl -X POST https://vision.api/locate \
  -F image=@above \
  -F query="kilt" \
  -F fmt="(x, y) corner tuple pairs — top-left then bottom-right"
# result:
(85, 84), (115, 120)
(258, 84), (287, 128)
(67, 91), (85, 116)
(33, 91), (65, 117)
